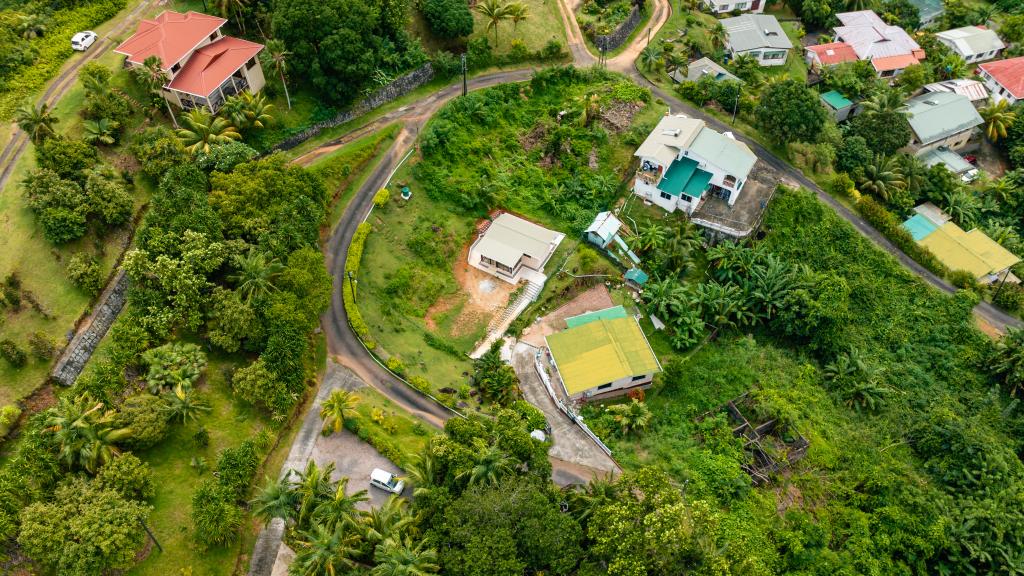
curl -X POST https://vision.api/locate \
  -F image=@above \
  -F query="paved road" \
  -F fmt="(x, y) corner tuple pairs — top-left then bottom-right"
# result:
(0, 0), (155, 193)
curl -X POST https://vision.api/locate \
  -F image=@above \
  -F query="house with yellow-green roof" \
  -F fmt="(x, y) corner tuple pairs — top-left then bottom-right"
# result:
(902, 203), (1020, 283)
(545, 306), (661, 400)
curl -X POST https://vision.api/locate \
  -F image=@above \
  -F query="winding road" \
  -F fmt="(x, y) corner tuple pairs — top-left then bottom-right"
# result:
(313, 0), (1020, 438)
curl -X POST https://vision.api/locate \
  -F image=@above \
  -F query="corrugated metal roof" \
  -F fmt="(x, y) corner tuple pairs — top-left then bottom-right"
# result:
(671, 57), (742, 84)
(806, 42), (859, 65)
(688, 128), (757, 180)
(722, 14), (793, 52)
(980, 57), (1024, 99)
(917, 148), (974, 175)
(820, 90), (854, 110)
(904, 92), (983, 145)
(547, 316), (661, 395)
(937, 26), (1005, 58)
(923, 79), (989, 102)
(585, 211), (621, 243)
(918, 222), (1021, 278)
(834, 10), (922, 61)
(634, 115), (704, 168)
(565, 305), (628, 328)
(902, 213), (938, 241)
(475, 213), (563, 268)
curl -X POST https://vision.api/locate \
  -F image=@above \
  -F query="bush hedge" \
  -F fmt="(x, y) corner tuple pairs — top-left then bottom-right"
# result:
(856, 196), (949, 279)
(0, 0), (128, 120)
(344, 222), (375, 348)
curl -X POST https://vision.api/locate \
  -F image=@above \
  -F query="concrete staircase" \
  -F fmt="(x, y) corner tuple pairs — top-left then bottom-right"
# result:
(471, 279), (544, 358)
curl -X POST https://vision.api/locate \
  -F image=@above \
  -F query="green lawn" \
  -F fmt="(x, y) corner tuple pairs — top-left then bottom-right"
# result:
(349, 385), (436, 467)
(469, 0), (568, 54)
(357, 168), (480, 397)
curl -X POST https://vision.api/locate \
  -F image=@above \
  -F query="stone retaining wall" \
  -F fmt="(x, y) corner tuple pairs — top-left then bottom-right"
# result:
(596, 6), (643, 52)
(51, 270), (128, 386)
(269, 63), (435, 153)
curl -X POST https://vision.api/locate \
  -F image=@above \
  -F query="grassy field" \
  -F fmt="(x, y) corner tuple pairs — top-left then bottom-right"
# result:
(358, 165), (481, 397)
(470, 0), (568, 54)
(349, 385), (436, 467)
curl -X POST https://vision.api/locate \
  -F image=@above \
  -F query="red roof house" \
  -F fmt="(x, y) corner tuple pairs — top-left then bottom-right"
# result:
(114, 10), (266, 112)
(805, 42), (858, 69)
(979, 57), (1024, 106)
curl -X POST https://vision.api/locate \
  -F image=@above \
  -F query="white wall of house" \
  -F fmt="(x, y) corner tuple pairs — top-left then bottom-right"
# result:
(731, 47), (789, 67)
(570, 373), (655, 401)
(468, 243), (523, 284)
(981, 71), (1021, 106)
(703, 0), (765, 13)
(909, 129), (976, 155)
(937, 40), (1001, 63)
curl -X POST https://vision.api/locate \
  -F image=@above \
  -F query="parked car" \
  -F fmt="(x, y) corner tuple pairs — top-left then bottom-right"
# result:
(369, 468), (404, 495)
(71, 31), (97, 51)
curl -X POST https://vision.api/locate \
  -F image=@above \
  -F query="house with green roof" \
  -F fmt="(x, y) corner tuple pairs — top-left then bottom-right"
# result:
(819, 90), (854, 122)
(633, 114), (757, 217)
(545, 307), (661, 400)
(903, 92), (983, 155)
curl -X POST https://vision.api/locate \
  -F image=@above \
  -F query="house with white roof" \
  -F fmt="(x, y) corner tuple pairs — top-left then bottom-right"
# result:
(903, 92), (983, 154)
(832, 10), (925, 77)
(980, 57), (1024, 106)
(936, 26), (1005, 63)
(632, 114), (757, 216)
(702, 0), (765, 14)
(467, 213), (564, 284)
(721, 14), (793, 67)
(923, 79), (989, 108)
(114, 11), (266, 113)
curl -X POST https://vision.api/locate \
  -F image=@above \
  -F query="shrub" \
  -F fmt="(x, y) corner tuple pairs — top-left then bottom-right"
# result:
(35, 137), (97, 182)
(0, 405), (21, 438)
(948, 269), (981, 292)
(132, 127), (190, 181)
(373, 187), (390, 208)
(141, 342), (207, 393)
(116, 394), (170, 450)
(96, 454), (155, 502)
(385, 355), (407, 377)
(195, 141), (259, 173)
(0, 339), (27, 368)
(66, 253), (104, 296)
(190, 479), (242, 546)
(422, 0), (474, 39)
(232, 358), (292, 415)
(423, 331), (464, 358)
(828, 172), (857, 199)
(27, 332), (56, 360)
(214, 440), (259, 499)
(344, 223), (375, 347)
(408, 375), (433, 394)
(856, 196), (949, 278)
(993, 283), (1024, 314)
(193, 427), (210, 448)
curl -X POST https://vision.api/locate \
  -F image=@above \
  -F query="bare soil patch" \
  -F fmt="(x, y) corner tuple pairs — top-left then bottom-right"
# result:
(424, 242), (515, 338)
(520, 284), (615, 347)
(600, 100), (642, 133)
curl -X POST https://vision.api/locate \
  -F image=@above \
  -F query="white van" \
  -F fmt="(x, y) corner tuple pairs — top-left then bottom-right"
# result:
(369, 468), (405, 495)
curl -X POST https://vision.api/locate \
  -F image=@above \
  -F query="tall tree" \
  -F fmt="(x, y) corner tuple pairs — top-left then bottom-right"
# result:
(508, 2), (529, 31)
(981, 99), (1017, 143)
(371, 538), (441, 576)
(228, 249), (284, 302)
(15, 102), (58, 145)
(475, 0), (514, 45)
(44, 394), (133, 474)
(132, 55), (178, 127)
(857, 154), (906, 202)
(755, 79), (830, 144)
(291, 524), (361, 576)
(251, 475), (299, 525)
(264, 39), (293, 110)
(319, 389), (359, 435)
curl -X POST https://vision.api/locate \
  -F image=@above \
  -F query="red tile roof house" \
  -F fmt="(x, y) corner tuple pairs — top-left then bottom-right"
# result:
(979, 57), (1024, 107)
(114, 11), (266, 114)
(830, 10), (926, 78)
(804, 42), (858, 71)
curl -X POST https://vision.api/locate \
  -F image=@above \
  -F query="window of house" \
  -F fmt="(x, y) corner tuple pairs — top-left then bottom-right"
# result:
(597, 383), (613, 390)
(246, 57), (257, 69)
(480, 255), (495, 267)
(659, 191), (672, 201)
(720, 4), (730, 11)
(735, 1), (747, 7)
(171, 63), (181, 73)
(209, 31), (218, 41)
(631, 375), (647, 382)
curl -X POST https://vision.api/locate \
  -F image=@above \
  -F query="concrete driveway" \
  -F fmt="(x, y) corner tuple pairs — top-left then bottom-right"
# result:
(310, 429), (405, 511)
(511, 342), (620, 480)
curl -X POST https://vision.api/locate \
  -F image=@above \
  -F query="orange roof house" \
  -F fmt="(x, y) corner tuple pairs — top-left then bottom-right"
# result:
(115, 10), (266, 113)
(805, 42), (858, 69)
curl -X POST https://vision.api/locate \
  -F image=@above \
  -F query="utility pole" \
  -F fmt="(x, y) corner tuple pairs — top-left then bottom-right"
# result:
(731, 85), (739, 125)
(348, 271), (357, 298)
(461, 54), (467, 97)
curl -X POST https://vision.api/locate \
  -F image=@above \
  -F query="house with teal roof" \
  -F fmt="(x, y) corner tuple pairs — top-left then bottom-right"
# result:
(632, 114), (757, 216)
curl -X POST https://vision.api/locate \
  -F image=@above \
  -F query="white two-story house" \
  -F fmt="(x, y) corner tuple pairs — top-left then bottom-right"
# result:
(633, 115), (757, 216)
(115, 10), (266, 114)
(702, 0), (765, 14)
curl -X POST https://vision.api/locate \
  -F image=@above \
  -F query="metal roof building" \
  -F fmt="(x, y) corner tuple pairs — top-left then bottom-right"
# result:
(546, 314), (661, 396)
(904, 92), (983, 146)
(902, 203), (1020, 280)
(721, 14), (793, 52)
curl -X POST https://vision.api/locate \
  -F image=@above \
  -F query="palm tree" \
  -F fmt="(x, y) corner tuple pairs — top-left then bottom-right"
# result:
(294, 461), (336, 529)
(176, 109), (241, 154)
(220, 95), (249, 131)
(980, 99), (1017, 143)
(228, 249), (284, 302)
(938, 53), (968, 80)
(845, 0), (876, 10)
(265, 39), (292, 110)
(475, 0), (513, 46)
(460, 446), (514, 487)
(133, 55), (179, 127)
(608, 399), (652, 436)
(404, 447), (437, 499)
(992, 328), (1024, 396)
(508, 2), (529, 32)
(83, 118), (119, 145)
(161, 384), (211, 424)
(313, 478), (368, 532)
(45, 394), (132, 474)
(642, 277), (686, 319)
(14, 102), (58, 145)
(857, 155), (905, 202)
(371, 537), (440, 576)
(17, 13), (48, 39)
(748, 255), (804, 320)
(942, 189), (981, 228)
(709, 22), (726, 50)
(291, 524), (360, 576)
(215, 0), (250, 34)
(251, 475), (299, 525)
(639, 44), (663, 71)
(360, 496), (413, 547)
(636, 222), (668, 253)
(239, 91), (274, 130)
(860, 88), (905, 115)
(320, 389), (360, 436)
